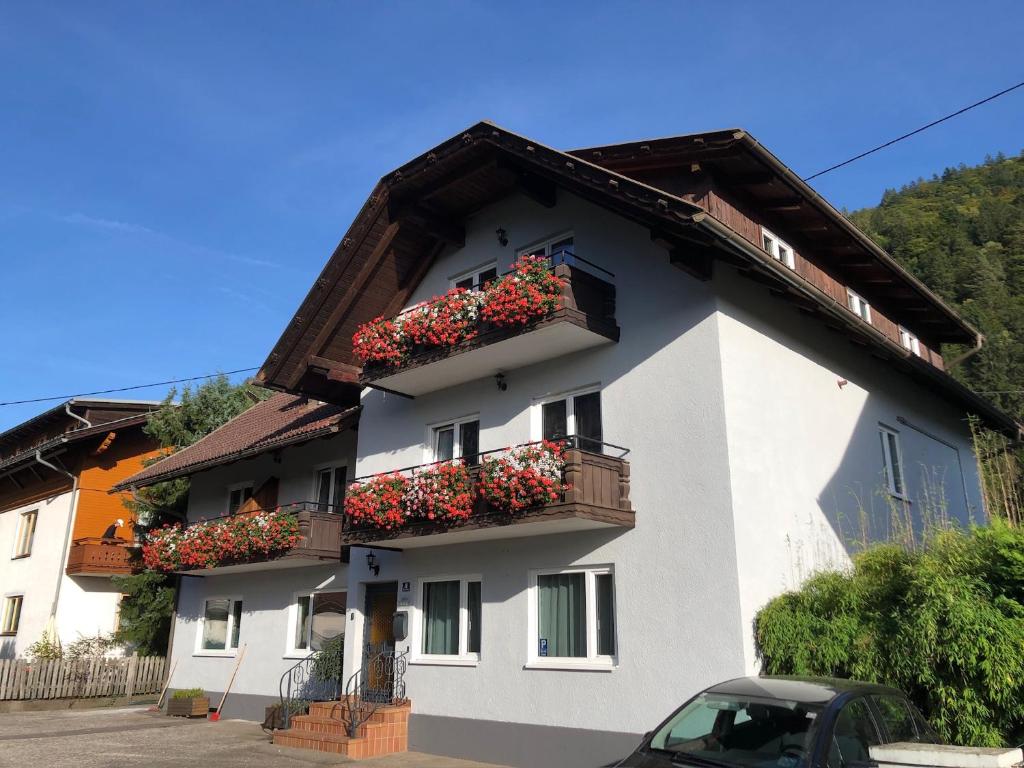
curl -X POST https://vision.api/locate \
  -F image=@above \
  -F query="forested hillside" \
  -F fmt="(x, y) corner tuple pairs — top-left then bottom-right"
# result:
(850, 151), (1024, 423)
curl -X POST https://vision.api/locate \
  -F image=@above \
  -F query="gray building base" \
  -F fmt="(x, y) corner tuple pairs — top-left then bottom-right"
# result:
(166, 689), (276, 723)
(409, 713), (642, 768)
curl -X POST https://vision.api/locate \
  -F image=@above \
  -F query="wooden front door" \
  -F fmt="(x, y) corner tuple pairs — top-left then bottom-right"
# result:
(362, 582), (397, 701)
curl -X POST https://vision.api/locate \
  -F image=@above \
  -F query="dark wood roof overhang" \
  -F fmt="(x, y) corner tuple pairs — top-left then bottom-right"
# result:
(256, 121), (710, 400)
(569, 130), (980, 347)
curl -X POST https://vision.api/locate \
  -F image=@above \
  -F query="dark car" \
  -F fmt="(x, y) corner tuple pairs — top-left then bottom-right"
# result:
(616, 676), (938, 768)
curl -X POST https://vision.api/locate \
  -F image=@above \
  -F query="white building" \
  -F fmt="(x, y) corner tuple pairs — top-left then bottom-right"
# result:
(118, 124), (1018, 768)
(0, 399), (160, 659)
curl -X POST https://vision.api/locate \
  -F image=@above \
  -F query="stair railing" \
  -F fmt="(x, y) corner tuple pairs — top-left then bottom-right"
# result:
(340, 644), (409, 738)
(277, 646), (343, 730)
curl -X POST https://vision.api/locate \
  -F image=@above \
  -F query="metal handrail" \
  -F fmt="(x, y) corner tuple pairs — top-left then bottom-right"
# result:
(180, 499), (344, 527)
(349, 435), (629, 484)
(277, 646), (343, 730)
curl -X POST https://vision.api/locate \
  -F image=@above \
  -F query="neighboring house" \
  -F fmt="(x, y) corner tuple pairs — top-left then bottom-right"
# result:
(118, 123), (1019, 768)
(0, 398), (161, 658)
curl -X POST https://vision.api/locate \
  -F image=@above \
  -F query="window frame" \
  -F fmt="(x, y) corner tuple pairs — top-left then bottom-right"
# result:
(12, 509), (38, 559)
(530, 385), (602, 446)
(516, 232), (574, 261)
(847, 289), (872, 324)
(760, 227), (796, 270)
(526, 564), (617, 671)
(411, 574), (482, 666)
(226, 482), (254, 515)
(879, 425), (908, 500)
(898, 327), (922, 357)
(194, 595), (243, 656)
(424, 415), (481, 465)
(1, 595), (23, 636)
(285, 588), (348, 658)
(450, 261), (498, 291)
(312, 462), (348, 512)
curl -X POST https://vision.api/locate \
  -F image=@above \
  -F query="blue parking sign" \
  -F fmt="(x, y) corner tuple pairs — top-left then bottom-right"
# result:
(539, 638), (548, 657)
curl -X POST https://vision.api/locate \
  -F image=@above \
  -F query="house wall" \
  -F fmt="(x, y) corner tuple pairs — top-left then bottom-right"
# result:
(714, 266), (984, 671)
(349, 190), (747, 767)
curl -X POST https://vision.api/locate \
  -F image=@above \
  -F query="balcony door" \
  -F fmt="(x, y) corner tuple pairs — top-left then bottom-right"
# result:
(540, 389), (602, 453)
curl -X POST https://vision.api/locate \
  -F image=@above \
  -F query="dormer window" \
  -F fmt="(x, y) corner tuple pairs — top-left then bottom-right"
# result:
(760, 228), (795, 270)
(847, 289), (872, 324)
(899, 327), (921, 357)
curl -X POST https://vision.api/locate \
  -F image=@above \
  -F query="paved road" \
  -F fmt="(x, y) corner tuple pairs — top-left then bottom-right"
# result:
(0, 706), (506, 768)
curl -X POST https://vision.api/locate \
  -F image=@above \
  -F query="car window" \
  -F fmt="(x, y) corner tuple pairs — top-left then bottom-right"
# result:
(827, 699), (881, 768)
(873, 695), (919, 743)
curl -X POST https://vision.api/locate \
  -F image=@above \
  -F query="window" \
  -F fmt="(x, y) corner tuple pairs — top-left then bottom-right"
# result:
(314, 465), (347, 512)
(529, 566), (616, 666)
(1, 596), (22, 635)
(899, 327), (921, 357)
(13, 510), (37, 558)
(451, 262), (498, 291)
(847, 289), (872, 323)
(430, 417), (480, 465)
(517, 233), (575, 265)
(537, 388), (603, 453)
(761, 228), (796, 269)
(826, 698), (882, 768)
(197, 597), (242, 653)
(416, 576), (481, 662)
(227, 484), (253, 514)
(872, 696), (921, 743)
(289, 590), (347, 656)
(879, 426), (906, 498)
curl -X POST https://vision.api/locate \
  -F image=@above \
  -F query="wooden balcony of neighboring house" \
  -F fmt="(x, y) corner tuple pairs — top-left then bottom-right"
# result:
(342, 438), (634, 548)
(65, 537), (138, 577)
(170, 503), (348, 576)
(359, 256), (619, 397)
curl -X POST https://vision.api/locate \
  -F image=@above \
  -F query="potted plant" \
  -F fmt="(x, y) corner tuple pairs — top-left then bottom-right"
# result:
(167, 687), (210, 717)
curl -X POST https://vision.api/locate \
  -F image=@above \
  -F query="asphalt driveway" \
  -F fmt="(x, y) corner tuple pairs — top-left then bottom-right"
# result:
(0, 706), (507, 768)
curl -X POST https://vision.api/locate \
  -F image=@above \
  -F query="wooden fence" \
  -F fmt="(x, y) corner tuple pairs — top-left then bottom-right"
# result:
(0, 655), (167, 701)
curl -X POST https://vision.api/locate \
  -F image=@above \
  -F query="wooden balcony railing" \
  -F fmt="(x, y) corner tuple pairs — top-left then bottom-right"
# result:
(342, 441), (634, 547)
(65, 538), (137, 576)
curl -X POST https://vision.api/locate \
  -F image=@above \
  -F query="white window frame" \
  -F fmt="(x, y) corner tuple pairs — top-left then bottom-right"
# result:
(226, 482), (254, 514)
(194, 595), (243, 656)
(424, 415), (480, 464)
(1, 595), (23, 635)
(312, 462), (348, 511)
(530, 385), (602, 443)
(761, 228), (796, 270)
(285, 588), (348, 658)
(847, 289), (872, 324)
(12, 510), (37, 558)
(526, 565), (617, 671)
(898, 327), (921, 357)
(879, 425), (908, 500)
(411, 574), (482, 666)
(450, 261), (497, 290)
(516, 232), (574, 260)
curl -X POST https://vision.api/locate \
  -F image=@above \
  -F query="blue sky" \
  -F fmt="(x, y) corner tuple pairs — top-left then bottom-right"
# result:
(2, 1), (1022, 430)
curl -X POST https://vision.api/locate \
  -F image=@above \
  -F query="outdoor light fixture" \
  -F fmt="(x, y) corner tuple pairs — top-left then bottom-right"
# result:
(366, 550), (380, 576)
(495, 373), (507, 391)
(495, 227), (508, 247)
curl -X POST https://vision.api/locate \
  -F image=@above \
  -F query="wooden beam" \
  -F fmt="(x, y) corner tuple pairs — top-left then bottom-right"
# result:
(28, 464), (43, 481)
(7, 472), (22, 489)
(669, 247), (714, 281)
(286, 221), (402, 389)
(495, 156), (557, 208)
(399, 207), (465, 247)
(764, 198), (804, 211)
(308, 357), (361, 385)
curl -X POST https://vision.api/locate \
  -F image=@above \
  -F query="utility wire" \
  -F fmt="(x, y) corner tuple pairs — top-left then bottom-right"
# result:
(803, 79), (1024, 181)
(0, 367), (259, 407)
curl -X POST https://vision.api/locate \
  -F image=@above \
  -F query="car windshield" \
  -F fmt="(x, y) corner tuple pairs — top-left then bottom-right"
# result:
(649, 692), (824, 768)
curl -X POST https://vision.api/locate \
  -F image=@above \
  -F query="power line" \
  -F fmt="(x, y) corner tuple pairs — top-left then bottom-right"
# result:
(803, 79), (1024, 181)
(0, 367), (260, 407)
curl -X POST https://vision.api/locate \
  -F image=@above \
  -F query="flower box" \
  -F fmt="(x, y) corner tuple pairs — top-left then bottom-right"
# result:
(167, 696), (210, 718)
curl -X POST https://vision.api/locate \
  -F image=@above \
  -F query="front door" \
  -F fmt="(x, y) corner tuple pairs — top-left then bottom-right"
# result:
(362, 582), (397, 701)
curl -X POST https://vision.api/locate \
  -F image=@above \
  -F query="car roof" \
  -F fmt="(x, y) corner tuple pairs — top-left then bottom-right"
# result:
(705, 676), (903, 705)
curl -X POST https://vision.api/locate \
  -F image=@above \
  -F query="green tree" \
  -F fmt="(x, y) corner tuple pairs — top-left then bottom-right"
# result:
(116, 375), (270, 655)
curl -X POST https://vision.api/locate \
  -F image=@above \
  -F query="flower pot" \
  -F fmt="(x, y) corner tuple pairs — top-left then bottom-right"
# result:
(167, 696), (210, 717)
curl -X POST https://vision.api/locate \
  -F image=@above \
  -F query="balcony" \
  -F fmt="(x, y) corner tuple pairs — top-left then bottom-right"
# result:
(65, 538), (137, 576)
(358, 258), (619, 397)
(342, 440), (634, 548)
(147, 504), (346, 576)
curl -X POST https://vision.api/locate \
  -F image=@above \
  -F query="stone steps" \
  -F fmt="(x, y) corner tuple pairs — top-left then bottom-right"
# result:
(272, 700), (411, 759)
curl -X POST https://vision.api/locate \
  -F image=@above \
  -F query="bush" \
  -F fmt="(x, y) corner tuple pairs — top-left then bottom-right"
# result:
(755, 522), (1024, 747)
(172, 687), (206, 700)
(310, 634), (345, 684)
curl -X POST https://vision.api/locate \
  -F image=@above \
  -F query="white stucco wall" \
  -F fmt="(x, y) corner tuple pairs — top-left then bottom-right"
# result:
(349, 190), (747, 736)
(714, 267), (985, 671)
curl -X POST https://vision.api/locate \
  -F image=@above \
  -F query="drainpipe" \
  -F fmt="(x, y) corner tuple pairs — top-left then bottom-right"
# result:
(946, 333), (985, 370)
(65, 402), (92, 429)
(36, 450), (80, 640)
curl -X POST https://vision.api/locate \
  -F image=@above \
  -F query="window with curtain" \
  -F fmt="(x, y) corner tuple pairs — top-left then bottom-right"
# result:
(199, 597), (242, 652)
(13, 510), (37, 558)
(540, 389), (603, 453)
(452, 263), (498, 291)
(879, 427), (906, 498)
(315, 466), (347, 512)
(292, 591), (347, 653)
(418, 577), (482, 660)
(431, 418), (480, 466)
(533, 567), (616, 664)
(1, 595), (23, 635)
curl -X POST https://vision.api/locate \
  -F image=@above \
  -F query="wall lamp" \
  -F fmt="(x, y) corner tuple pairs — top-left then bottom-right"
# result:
(366, 550), (380, 576)
(495, 227), (508, 247)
